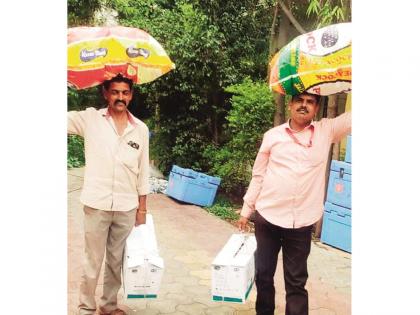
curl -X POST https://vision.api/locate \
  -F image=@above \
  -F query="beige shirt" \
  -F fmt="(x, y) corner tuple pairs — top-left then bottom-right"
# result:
(241, 112), (351, 228)
(68, 107), (150, 211)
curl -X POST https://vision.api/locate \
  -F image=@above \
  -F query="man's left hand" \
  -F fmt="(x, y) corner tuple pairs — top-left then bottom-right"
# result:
(135, 210), (147, 226)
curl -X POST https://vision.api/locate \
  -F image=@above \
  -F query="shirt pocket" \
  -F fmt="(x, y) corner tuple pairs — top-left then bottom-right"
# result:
(302, 145), (325, 167)
(120, 141), (140, 174)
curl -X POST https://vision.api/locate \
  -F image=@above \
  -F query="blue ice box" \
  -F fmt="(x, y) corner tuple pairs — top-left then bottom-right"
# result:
(166, 165), (221, 207)
(345, 135), (351, 163)
(326, 160), (351, 209)
(321, 202), (351, 253)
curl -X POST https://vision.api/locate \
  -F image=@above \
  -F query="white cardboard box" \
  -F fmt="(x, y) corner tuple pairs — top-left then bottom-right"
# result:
(122, 214), (164, 299)
(211, 234), (257, 303)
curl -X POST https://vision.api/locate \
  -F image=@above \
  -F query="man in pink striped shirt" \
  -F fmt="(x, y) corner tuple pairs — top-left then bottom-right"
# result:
(237, 92), (351, 315)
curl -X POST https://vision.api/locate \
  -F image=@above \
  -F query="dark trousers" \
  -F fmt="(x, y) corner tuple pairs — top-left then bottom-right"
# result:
(254, 211), (312, 315)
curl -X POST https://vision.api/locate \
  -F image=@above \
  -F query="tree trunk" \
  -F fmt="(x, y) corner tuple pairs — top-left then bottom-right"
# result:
(278, 0), (306, 34)
(342, 0), (351, 22)
(268, 3), (279, 57)
(273, 94), (285, 126)
(212, 92), (219, 145)
(272, 5), (290, 126)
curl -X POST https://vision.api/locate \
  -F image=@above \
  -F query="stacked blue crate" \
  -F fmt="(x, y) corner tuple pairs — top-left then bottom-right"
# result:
(166, 165), (221, 207)
(321, 135), (352, 252)
(326, 160), (352, 209)
(321, 202), (351, 252)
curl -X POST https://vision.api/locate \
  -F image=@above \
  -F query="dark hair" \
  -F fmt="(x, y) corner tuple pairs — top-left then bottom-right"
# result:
(292, 92), (321, 105)
(103, 74), (133, 91)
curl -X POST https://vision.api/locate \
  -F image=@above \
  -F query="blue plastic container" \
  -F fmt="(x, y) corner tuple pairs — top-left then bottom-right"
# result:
(326, 160), (351, 209)
(345, 135), (351, 163)
(166, 165), (221, 207)
(321, 202), (351, 253)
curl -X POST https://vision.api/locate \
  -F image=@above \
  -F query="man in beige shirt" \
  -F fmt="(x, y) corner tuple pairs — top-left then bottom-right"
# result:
(68, 74), (150, 315)
(238, 92), (351, 315)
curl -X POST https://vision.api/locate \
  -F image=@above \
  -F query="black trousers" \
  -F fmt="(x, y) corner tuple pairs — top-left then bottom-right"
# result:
(254, 211), (312, 315)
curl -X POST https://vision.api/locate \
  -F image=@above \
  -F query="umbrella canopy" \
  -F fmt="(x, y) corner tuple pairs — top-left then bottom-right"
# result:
(68, 26), (175, 90)
(269, 23), (351, 96)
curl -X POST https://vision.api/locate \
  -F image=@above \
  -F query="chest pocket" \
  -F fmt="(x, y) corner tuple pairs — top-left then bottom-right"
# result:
(301, 140), (326, 167)
(119, 140), (141, 173)
(304, 147), (324, 166)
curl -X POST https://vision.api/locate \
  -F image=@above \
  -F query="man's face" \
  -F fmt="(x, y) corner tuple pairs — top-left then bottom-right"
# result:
(103, 82), (133, 113)
(289, 94), (319, 126)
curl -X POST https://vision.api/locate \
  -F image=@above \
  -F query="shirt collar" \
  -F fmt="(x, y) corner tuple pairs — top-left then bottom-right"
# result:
(101, 107), (138, 126)
(286, 119), (315, 133)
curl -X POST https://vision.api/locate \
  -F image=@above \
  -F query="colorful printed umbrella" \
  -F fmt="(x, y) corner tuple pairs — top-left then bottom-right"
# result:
(68, 26), (175, 90)
(269, 23), (351, 96)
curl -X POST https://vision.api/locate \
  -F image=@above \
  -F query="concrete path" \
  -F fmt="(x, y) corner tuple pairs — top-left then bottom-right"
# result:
(68, 168), (350, 315)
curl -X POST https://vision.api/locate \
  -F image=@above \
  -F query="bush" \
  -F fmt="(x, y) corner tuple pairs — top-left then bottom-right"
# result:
(110, 1), (271, 178)
(204, 195), (240, 222)
(68, 87), (101, 111)
(204, 79), (275, 197)
(67, 135), (85, 168)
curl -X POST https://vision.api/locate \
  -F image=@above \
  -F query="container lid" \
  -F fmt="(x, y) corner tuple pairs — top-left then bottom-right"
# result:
(171, 165), (199, 178)
(324, 201), (351, 216)
(171, 165), (221, 185)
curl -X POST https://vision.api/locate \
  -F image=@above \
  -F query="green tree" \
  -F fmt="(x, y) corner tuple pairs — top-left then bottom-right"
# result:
(204, 79), (275, 196)
(306, 0), (351, 28)
(68, 0), (104, 26)
(109, 0), (274, 174)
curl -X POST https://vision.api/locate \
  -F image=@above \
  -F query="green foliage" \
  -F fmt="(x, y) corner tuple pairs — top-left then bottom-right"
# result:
(149, 115), (211, 174)
(108, 0), (273, 177)
(204, 195), (240, 222)
(224, 79), (275, 152)
(68, 0), (103, 26)
(67, 135), (85, 168)
(306, 0), (350, 28)
(67, 87), (102, 111)
(203, 79), (275, 196)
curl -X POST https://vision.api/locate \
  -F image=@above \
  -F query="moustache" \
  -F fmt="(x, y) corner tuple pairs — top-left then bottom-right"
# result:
(114, 100), (127, 106)
(296, 106), (309, 113)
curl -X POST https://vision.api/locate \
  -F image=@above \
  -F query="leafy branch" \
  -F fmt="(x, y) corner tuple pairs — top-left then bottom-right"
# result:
(306, 0), (349, 28)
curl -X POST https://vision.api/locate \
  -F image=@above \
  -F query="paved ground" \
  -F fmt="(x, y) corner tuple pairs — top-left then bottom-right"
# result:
(68, 167), (351, 315)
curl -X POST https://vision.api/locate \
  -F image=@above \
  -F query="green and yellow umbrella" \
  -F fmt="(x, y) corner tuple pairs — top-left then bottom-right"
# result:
(269, 23), (351, 96)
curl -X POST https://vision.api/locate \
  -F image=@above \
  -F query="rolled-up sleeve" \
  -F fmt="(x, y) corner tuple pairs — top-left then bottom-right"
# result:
(137, 126), (150, 195)
(331, 111), (351, 143)
(241, 134), (270, 218)
(68, 110), (87, 137)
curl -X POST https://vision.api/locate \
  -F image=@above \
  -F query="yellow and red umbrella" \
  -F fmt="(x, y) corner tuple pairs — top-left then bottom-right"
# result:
(68, 26), (175, 90)
(269, 23), (351, 96)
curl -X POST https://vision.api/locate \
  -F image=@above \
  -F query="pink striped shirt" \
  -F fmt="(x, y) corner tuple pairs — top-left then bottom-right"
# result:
(241, 112), (351, 228)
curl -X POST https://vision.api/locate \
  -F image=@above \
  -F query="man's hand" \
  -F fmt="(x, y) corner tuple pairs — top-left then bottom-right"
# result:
(135, 195), (147, 226)
(237, 216), (249, 232)
(135, 210), (147, 226)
